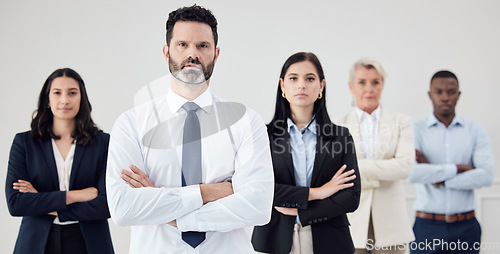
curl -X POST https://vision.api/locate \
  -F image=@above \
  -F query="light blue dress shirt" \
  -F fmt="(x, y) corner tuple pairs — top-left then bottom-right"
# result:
(287, 118), (317, 188)
(408, 113), (495, 214)
(288, 118), (317, 224)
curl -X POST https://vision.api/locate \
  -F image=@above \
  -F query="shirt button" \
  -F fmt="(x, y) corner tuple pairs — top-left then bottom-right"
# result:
(313, 219), (318, 223)
(285, 203), (291, 207)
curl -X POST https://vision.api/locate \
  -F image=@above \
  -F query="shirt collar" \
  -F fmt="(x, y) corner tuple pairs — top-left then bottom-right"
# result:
(167, 87), (213, 115)
(287, 117), (317, 135)
(426, 113), (464, 127)
(355, 105), (381, 122)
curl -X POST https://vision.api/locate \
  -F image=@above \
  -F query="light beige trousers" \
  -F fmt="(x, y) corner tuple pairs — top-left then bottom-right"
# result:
(290, 224), (313, 254)
(354, 216), (406, 254)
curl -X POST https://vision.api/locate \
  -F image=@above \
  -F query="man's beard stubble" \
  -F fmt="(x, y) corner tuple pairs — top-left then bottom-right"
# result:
(169, 55), (215, 85)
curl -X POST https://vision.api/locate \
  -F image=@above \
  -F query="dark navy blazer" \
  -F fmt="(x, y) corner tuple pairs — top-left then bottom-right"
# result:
(5, 131), (114, 254)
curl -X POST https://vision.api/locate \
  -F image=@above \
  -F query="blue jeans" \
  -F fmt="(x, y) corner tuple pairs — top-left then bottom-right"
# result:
(410, 217), (481, 254)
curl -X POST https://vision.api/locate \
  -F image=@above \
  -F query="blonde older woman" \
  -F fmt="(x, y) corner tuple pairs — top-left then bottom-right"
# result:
(335, 58), (414, 254)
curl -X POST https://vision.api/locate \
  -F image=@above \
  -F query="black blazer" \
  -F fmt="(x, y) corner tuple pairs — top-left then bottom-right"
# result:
(5, 131), (114, 254)
(252, 123), (361, 254)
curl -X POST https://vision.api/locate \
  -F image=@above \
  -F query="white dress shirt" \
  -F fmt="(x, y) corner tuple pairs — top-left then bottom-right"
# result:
(106, 87), (274, 253)
(356, 106), (381, 160)
(51, 139), (78, 225)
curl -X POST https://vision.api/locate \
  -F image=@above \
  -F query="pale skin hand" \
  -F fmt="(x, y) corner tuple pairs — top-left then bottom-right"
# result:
(415, 149), (475, 187)
(66, 187), (98, 205)
(121, 165), (155, 188)
(274, 165), (356, 216)
(199, 182), (233, 204)
(308, 165), (356, 201)
(122, 165), (234, 227)
(13, 180), (97, 216)
(274, 207), (298, 216)
(13, 180), (38, 193)
(13, 180), (57, 215)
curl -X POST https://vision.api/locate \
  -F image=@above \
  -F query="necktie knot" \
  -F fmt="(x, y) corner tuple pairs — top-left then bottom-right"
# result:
(182, 102), (200, 112)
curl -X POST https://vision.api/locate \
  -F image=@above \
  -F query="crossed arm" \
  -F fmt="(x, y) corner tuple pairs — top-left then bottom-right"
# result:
(273, 165), (356, 216)
(121, 165), (233, 226)
(106, 112), (274, 231)
(272, 131), (361, 226)
(356, 115), (415, 189)
(409, 121), (495, 190)
(6, 134), (102, 219)
(413, 149), (478, 188)
(13, 180), (98, 216)
(414, 150), (474, 187)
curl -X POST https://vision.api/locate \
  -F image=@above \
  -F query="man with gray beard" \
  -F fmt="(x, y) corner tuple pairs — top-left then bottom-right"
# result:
(105, 5), (274, 254)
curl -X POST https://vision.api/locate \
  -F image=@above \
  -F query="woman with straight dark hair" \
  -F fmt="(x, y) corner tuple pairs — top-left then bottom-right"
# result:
(252, 52), (361, 254)
(5, 68), (114, 254)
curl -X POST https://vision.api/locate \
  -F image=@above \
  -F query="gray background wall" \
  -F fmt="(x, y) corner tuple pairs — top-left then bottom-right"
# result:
(1, 0), (499, 253)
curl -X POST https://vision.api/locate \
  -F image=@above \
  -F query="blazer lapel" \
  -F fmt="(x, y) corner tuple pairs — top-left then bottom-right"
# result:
(70, 144), (85, 189)
(311, 121), (343, 185)
(277, 134), (295, 178)
(41, 139), (59, 189)
(311, 133), (328, 184)
(346, 110), (364, 160)
(376, 108), (394, 159)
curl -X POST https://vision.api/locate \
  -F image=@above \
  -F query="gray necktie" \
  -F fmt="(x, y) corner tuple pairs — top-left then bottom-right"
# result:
(181, 102), (205, 248)
(181, 102), (202, 185)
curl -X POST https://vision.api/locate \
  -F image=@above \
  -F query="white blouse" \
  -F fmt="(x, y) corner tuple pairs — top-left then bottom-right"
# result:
(355, 106), (381, 160)
(51, 139), (78, 225)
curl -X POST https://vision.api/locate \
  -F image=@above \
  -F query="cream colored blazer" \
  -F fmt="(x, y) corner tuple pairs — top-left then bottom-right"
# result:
(335, 108), (415, 248)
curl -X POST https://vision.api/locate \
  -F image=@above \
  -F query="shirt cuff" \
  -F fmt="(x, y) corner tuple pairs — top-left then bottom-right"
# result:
(180, 185), (203, 213)
(442, 164), (458, 180)
(175, 185), (203, 231)
(177, 208), (204, 232)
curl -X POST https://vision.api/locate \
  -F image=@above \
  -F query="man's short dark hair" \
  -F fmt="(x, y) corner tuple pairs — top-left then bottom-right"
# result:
(166, 5), (218, 47)
(431, 70), (459, 84)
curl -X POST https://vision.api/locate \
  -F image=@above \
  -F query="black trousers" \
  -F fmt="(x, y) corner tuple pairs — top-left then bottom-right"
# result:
(45, 223), (88, 254)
